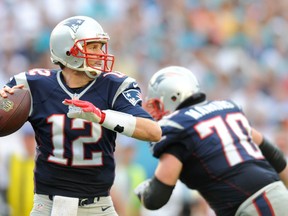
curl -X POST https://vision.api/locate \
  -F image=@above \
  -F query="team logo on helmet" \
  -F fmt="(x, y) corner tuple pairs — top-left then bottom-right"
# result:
(64, 18), (85, 33)
(151, 72), (179, 90)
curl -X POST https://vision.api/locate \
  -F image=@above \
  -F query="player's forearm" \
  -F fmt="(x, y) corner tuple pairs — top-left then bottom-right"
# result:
(131, 117), (162, 142)
(252, 128), (287, 174)
(251, 128), (263, 145)
(279, 165), (288, 188)
(102, 111), (161, 141)
(63, 99), (161, 141)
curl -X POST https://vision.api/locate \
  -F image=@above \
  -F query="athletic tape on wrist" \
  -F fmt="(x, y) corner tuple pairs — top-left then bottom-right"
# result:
(101, 109), (136, 137)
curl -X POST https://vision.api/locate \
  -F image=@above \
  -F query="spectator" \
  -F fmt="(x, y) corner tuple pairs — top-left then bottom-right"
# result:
(7, 123), (36, 216)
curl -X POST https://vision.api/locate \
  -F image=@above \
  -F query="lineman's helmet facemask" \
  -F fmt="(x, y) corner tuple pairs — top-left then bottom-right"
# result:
(50, 16), (115, 78)
(145, 66), (200, 120)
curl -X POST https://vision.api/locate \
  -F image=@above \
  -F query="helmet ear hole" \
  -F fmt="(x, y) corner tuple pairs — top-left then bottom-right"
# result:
(171, 96), (177, 101)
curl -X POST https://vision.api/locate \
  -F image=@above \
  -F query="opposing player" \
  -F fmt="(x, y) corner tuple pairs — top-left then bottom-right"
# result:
(135, 66), (288, 216)
(0, 16), (161, 216)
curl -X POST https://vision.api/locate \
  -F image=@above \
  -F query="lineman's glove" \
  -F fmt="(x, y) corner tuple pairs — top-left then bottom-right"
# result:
(134, 179), (151, 201)
(63, 99), (105, 124)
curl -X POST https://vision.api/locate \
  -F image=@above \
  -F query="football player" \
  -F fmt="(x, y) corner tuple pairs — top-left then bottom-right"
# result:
(135, 66), (288, 216)
(0, 16), (161, 216)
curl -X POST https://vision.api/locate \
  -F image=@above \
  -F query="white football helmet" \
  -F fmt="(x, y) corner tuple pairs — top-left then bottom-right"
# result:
(50, 16), (115, 78)
(145, 66), (200, 120)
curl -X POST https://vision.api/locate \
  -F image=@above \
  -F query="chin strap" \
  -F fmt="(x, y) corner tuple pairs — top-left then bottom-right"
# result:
(63, 99), (136, 137)
(84, 70), (100, 79)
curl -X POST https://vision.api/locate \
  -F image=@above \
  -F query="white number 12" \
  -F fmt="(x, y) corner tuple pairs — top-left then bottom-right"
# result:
(47, 114), (103, 167)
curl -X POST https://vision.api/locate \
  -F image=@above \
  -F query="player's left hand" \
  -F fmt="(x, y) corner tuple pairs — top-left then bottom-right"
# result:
(62, 99), (105, 123)
(0, 84), (24, 98)
(134, 179), (151, 201)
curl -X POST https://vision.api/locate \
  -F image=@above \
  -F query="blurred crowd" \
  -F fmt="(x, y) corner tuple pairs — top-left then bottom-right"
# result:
(1, 0), (288, 133)
(0, 0), (288, 215)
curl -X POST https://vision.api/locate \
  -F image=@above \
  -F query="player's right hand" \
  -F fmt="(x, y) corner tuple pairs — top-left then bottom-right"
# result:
(62, 99), (105, 124)
(0, 84), (24, 98)
(134, 179), (151, 201)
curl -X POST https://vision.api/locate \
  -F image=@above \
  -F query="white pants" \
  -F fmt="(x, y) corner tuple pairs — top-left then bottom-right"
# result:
(30, 194), (118, 216)
(235, 181), (288, 216)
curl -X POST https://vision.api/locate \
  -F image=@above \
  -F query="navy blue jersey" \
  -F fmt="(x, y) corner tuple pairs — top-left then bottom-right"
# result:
(151, 100), (279, 216)
(6, 68), (152, 198)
